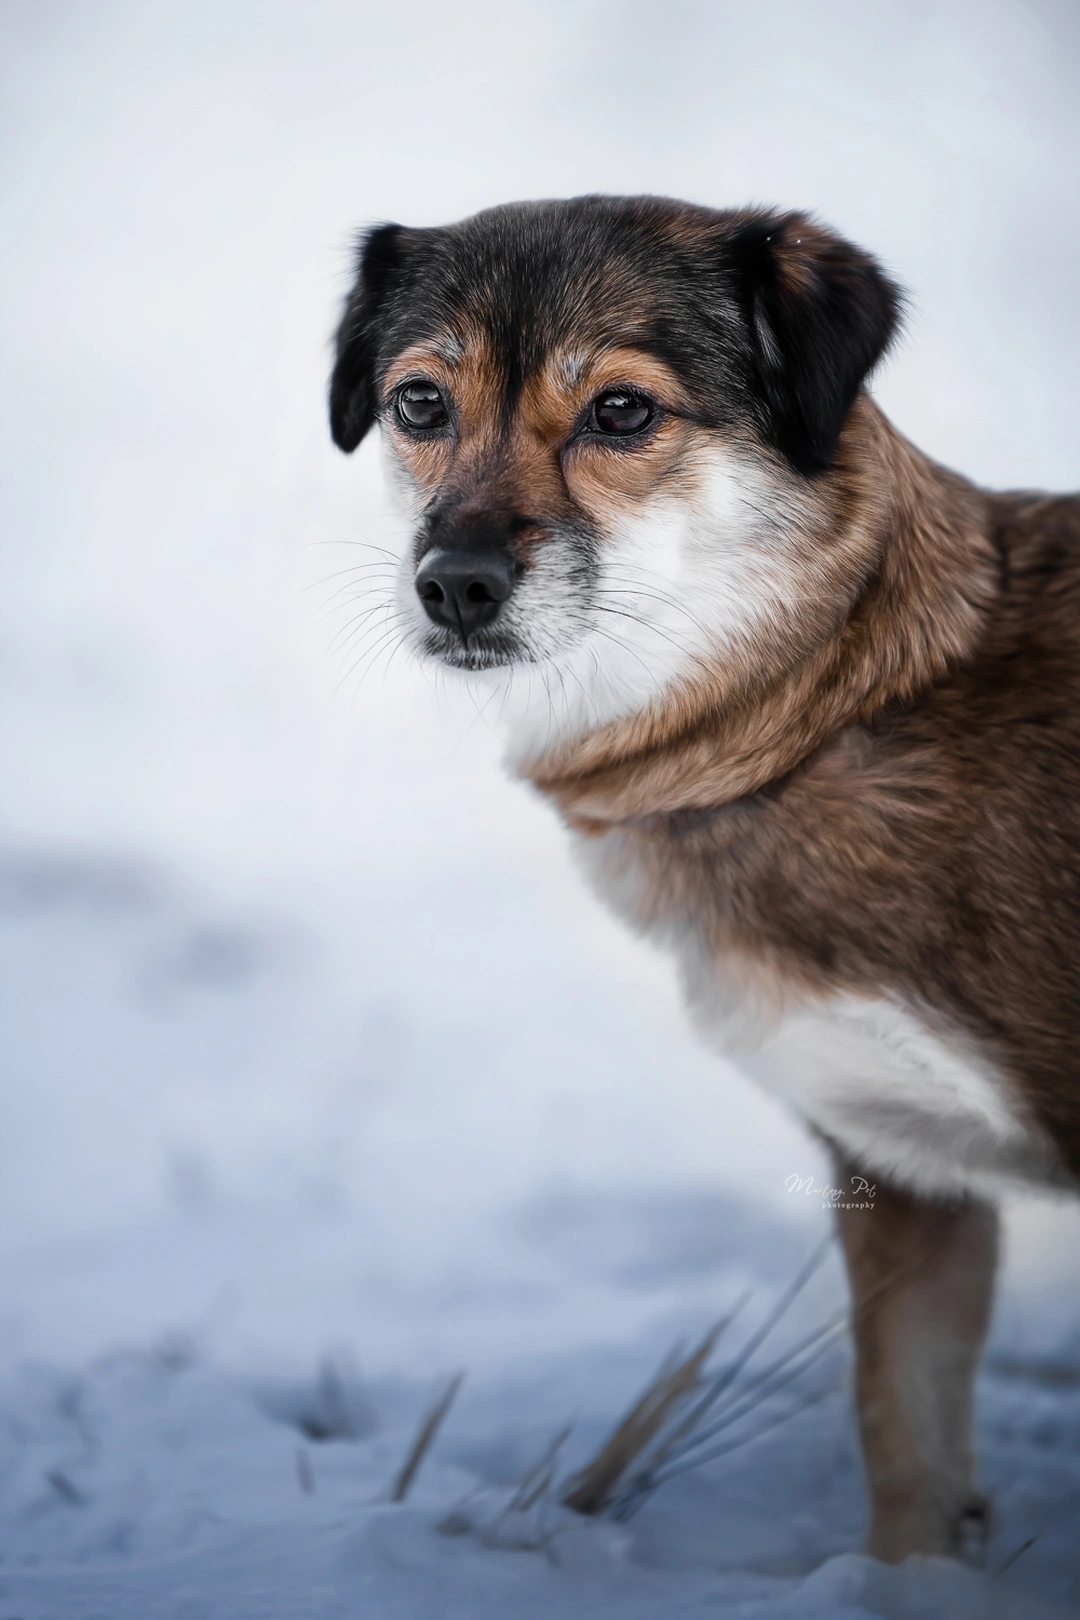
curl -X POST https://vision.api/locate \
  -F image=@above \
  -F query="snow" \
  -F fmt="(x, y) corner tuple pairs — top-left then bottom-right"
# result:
(2, 1), (1080, 1615)
(0, 1187), (1077, 1617)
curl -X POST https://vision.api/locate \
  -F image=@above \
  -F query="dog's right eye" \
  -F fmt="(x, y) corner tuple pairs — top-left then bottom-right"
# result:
(397, 382), (448, 430)
(588, 390), (655, 437)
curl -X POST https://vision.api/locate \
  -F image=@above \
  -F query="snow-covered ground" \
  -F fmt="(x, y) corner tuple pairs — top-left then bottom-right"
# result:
(2, 3), (1079, 1615)
(0, 1289), (1076, 1619)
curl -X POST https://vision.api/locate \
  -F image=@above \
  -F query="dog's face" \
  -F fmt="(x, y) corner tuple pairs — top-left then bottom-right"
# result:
(329, 197), (899, 759)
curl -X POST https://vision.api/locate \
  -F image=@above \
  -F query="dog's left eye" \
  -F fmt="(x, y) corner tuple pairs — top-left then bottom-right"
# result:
(589, 390), (655, 436)
(397, 382), (449, 430)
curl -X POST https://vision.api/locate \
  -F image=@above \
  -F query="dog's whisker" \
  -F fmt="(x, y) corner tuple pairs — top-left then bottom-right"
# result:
(333, 609), (409, 664)
(592, 612), (702, 677)
(311, 582), (399, 624)
(326, 605), (404, 662)
(311, 569), (400, 605)
(319, 597), (397, 640)
(334, 622), (406, 697)
(376, 629), (412, 691)
(303, 539), (401, 561)
(590, 603), (701, 663)
(300, 562), (400, 598)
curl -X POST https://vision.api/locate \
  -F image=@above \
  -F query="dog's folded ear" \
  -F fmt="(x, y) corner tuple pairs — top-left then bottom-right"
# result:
(329, 223), (413, 452)
(728, 213), (903, 476)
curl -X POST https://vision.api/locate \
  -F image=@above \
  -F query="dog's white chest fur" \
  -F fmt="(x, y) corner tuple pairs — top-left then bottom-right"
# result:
(577, 835), (1055, 1199)
(712, 992), (1052, 1197)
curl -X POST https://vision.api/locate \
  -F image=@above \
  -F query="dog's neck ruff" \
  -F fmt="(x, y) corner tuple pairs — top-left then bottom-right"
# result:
(518, 405), (998, 833)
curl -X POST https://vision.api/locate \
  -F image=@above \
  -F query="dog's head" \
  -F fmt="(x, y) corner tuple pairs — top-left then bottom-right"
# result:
(329, 196), (901, 759)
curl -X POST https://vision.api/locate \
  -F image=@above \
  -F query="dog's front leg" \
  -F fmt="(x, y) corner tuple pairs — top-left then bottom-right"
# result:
(833, 1164), (998, 1562)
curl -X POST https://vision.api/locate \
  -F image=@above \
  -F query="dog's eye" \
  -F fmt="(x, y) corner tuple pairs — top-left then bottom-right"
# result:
(590, 390), (654, 436)
(397, 382), (448, 430)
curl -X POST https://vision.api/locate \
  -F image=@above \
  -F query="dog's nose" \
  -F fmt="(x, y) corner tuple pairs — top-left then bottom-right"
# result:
(414, 548), (517, 640)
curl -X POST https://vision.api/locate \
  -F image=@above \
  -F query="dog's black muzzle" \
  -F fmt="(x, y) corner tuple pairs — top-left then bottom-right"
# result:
(414, 502), (531, 644)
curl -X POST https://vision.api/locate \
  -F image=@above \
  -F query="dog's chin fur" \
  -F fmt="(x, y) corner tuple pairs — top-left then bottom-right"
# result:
(392, 436), (831, 769)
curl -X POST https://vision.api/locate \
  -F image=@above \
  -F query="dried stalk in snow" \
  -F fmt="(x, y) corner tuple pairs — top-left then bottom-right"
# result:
(561, 1321), (727, 1516)
(390, 1371), (464, 1503)
(508, 1426), (573, 1516)
(563, 1237), (840, 1522)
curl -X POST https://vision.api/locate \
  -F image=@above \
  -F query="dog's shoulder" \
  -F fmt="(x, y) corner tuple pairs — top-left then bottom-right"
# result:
(908, 486), (1080, 769)
(986, 487), (1080, 638)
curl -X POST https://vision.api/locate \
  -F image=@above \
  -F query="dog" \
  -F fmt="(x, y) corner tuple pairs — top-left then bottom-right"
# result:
(327, 196), (1080, 1562)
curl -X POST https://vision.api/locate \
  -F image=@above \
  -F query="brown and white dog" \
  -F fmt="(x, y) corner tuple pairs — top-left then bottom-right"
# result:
(328, 196), (1080, 1563)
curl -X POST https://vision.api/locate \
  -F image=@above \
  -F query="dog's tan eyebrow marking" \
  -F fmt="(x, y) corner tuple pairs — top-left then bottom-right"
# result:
(555, 351), (591, 388)
(437, 332), (465, 365)
(527, 348), (695, 427)
(383, 338), (464, 393)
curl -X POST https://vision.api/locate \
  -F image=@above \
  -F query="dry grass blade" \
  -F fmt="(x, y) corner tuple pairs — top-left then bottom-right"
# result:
(618, 1378), (841, 1509)
(994, 1533), (1041, 1577)
(649, 1238), (831, 1460)
(390, 1371), (465, 1503)
(561, 1322), (725, 1516)
(295, 1446), (315, 1496)
(596, 1241), (830, 1523)
(510, 1426), (573, 1515)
